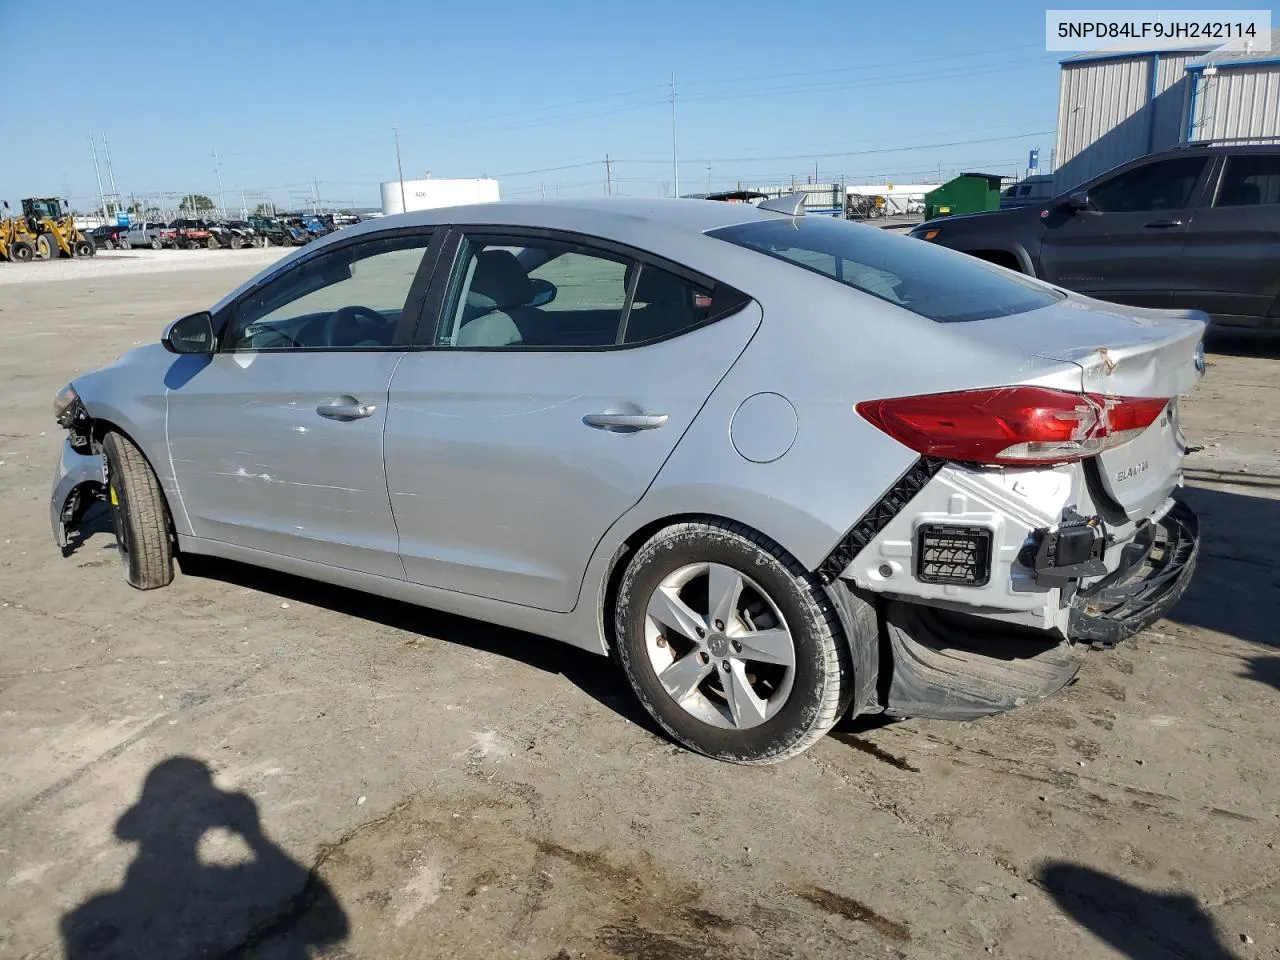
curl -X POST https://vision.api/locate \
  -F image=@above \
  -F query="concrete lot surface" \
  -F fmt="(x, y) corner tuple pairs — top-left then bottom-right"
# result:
(1, 260), (1278, 959)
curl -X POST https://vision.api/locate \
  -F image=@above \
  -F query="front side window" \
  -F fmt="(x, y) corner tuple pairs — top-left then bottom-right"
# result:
(1215, 154), (1280, 207)
(223, 233), (433, 350)
(711, 216), (1061, 323)
(1088, 157), (1208, 213)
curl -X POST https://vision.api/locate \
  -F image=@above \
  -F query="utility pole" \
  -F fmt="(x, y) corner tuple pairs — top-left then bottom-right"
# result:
(88, 130), (107, 218)
(706, 162), (711, 195)
(670, 72), (679, 198)
(605, 154), (612, 196)
(393, 127), (406, 213)
(313, 177), (320, 214)
(814, 160), (819, 184)
(212, 148), (226, 217)
(240, 189), (247, 219)
(101, 133), (119, 213)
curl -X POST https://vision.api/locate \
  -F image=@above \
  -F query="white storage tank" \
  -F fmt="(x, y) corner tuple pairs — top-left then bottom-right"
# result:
(380, 177), (500, 215)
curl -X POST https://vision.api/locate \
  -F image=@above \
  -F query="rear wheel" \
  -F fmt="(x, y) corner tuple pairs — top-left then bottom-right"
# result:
(35, 234), (59, 260)
(9, 241), (33, 262)
(73, 237), (95, 257)
(207, 235), (220, 249)
(102, 432), (174, 590)
(614, 519), (859, 763)
(150, 237), (162, 250)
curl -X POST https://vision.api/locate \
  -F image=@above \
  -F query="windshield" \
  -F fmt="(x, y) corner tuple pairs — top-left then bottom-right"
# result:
(709, 217), (1062, 323)
(28, 199), (61, 220)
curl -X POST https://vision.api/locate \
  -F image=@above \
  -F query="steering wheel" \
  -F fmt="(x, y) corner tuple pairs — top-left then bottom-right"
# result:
(322, 305), (386, 347)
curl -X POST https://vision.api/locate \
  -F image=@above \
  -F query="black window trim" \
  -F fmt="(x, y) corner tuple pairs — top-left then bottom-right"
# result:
(408, 224), (754, 353)
(213, 226), (446, 354)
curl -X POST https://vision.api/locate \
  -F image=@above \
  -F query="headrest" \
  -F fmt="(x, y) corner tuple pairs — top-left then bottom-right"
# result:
(469, 250), (532, 309)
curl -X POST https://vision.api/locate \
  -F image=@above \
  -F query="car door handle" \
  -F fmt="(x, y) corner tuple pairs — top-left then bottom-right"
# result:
(1143, 219), (1184, 229)
(582, 413), (669, 432)
(316, 396), (377, 421)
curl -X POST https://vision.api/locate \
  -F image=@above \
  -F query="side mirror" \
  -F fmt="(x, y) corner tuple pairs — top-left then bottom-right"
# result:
(162, 312), (215, 354)
(1064, 190), (1093, 212)
(526, 278), (557, 308)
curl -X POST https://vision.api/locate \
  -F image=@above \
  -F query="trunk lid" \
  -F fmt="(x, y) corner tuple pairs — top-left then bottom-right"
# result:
(957, 296), (1207, 520)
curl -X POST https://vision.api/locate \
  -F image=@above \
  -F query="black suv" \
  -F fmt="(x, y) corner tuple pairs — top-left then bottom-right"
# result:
(910, 144), (1280, 329)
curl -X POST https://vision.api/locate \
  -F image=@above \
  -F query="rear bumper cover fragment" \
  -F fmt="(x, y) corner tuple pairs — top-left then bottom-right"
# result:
(1066, 499), (1199, 648)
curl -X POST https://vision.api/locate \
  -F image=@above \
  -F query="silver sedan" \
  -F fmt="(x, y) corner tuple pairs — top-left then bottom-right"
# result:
(50, 196), (1204, 763)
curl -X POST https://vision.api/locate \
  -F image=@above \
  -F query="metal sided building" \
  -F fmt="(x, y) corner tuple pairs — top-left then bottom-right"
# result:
(1054, 30), (1280, 190)
(1185, 31), (1280, 143)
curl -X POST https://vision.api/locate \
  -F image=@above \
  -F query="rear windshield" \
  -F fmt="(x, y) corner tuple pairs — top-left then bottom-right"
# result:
(709, 217), (1062, 323)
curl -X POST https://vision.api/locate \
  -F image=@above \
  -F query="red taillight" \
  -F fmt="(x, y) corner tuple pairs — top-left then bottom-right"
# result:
(856, 387), (1168, 465)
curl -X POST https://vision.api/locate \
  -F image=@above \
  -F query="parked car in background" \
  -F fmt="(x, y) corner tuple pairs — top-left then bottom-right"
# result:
(247, 218), (284, 246)
(999, 175), (1056, 209)
(168, 219), (213, 249)
(225, 221), (262, 246)
(125, 220), (174, 250)
(88, 225), (130, 250)
(50, 197), (1204, 764)
(912, 143), (1280, 329)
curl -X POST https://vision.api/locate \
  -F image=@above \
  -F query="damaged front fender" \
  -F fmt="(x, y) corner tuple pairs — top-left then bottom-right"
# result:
(51, 438), (105, 553)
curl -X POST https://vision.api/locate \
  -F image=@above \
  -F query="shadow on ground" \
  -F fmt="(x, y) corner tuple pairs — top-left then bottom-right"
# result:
(178, 554), (660, 734)
(1167, 481), (1280, 650)
(61, 756), (348, 959)
(1039, 862), (1241, 959)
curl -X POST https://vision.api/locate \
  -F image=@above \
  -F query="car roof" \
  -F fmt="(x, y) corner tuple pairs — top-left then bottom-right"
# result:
(362, 197), (780, 236)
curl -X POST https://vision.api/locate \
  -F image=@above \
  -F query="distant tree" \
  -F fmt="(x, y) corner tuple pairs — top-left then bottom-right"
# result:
(250, 202), (275, 217)
(179, 194), (215, 215)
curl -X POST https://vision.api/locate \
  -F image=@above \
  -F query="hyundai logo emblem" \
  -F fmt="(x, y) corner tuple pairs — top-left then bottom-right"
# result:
(1194, 342), (1206, 376)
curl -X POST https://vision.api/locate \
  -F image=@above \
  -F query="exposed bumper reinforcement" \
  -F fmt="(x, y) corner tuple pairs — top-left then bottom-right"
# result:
(1067, 499), (1199, 648)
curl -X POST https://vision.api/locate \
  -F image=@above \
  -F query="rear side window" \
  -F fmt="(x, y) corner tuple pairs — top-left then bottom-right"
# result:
(709, 217), (1062, 323)
(1089, 156), (1208, 212)
(1215, 154), (1280, 207)
(622, 264), (713, 344)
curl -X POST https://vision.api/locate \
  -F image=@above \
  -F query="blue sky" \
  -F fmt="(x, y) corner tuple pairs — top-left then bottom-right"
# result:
(7, 0), (1095, 212)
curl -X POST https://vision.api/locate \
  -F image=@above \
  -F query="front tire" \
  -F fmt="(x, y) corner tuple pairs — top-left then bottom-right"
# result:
(614, 520), (856, 764)
(102, 432), (175, 590)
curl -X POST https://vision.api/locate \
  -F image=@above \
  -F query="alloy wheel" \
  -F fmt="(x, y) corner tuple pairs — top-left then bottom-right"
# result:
(643, 562), (796, 729)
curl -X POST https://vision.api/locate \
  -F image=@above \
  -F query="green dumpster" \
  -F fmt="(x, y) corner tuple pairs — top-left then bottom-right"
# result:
(923, 173), (1004, 220)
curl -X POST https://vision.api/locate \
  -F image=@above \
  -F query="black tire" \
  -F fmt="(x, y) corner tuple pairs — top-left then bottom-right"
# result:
(150, 237), (162, 250)
(102, 432), (175, 590)
(614, 519), (860, 763)
(74, 238), (96, 257)
(9, 241), (33, 262)
(120, 237), (131, 250)
(207, 235), (220, 249)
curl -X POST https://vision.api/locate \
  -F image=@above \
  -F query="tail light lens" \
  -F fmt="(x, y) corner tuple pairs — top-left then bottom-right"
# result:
(856, 387), (1168, 465)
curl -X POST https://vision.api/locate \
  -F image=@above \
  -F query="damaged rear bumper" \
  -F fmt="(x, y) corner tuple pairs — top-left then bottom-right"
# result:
(1066, 499), (1199, 647)
(51, 438), (104, 552)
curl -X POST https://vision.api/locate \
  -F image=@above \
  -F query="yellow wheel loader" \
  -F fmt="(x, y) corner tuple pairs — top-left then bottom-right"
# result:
(0, 202), (35, 262)
(14, 198), (96, 260)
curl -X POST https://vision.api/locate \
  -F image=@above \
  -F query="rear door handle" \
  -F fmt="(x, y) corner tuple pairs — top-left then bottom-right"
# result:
(316, 396), (377, 421)
(583, 413), (669, 432)
(1143, 219), (1184, 228)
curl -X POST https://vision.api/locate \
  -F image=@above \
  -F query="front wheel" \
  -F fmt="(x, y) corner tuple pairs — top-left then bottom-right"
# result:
(35, 234), (59, 260)
(614, 520), (859, 763)
(102, 431), (175, 590)
(119, 237), (132, 250)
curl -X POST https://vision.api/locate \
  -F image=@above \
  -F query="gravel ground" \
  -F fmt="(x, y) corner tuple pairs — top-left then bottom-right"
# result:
(0, 262), (1277, 960)
(0, 246), (289, 287)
